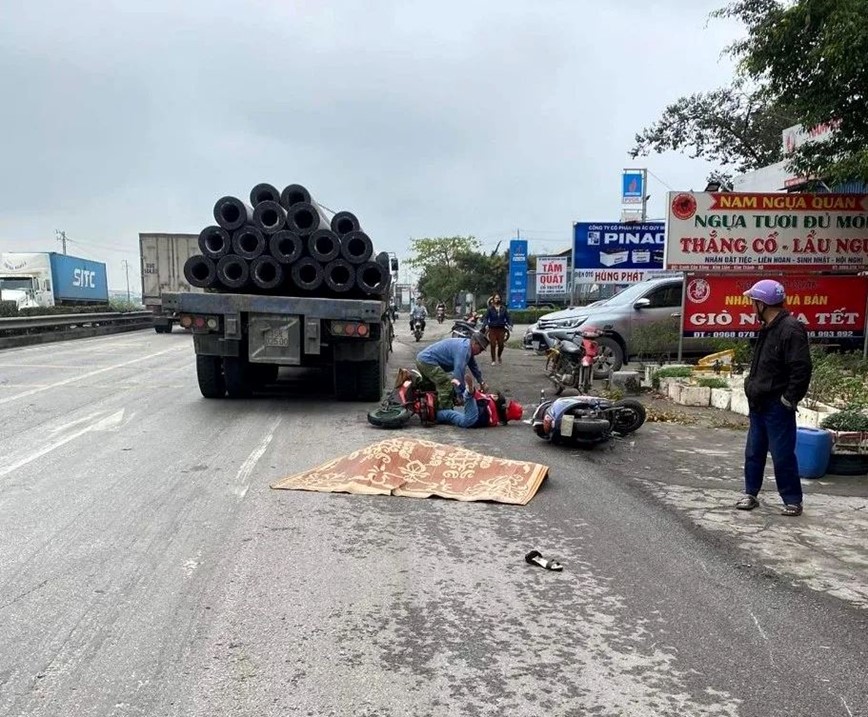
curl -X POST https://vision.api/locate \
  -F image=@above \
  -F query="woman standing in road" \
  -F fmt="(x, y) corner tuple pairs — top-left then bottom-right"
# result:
(482, 293), (511, 365)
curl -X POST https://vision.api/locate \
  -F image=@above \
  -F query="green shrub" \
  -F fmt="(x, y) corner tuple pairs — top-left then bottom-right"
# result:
(109, 297), (144, 312)
(821, 408), (868, 432)
(651, 365), (692, 390)
(697, 377), (729, 389)
(509, 308), (554, 325)
(18, 304), (110, 316)
(0, 300), (18, 317)
(632, 317), (680, 362)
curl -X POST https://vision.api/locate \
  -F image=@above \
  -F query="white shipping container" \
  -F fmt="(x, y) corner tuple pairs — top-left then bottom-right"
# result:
(139, 233), (202, 307)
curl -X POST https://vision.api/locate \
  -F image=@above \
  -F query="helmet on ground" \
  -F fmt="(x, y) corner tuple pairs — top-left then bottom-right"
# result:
(744, 279), (785, 306)
(471, 331), (489, 349)
(506, 400), (524, 422)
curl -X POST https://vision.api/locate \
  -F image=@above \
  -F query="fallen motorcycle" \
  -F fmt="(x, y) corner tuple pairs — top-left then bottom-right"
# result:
(367, 369), (437, 428)
(544, 326), (603, 395)
(531, 395), (646, 445)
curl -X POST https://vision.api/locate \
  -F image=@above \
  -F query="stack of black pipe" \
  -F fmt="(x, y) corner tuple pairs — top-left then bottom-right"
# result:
(183, 183), (391, 298)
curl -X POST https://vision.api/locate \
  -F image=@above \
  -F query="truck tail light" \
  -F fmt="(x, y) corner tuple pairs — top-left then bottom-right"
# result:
(330, 320), (369, 337)
(194, 316), (206, 328)
(180, 315), (193, 328)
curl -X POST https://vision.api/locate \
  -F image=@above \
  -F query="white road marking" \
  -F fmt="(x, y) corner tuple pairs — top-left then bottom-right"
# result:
(750, 612), (768, 641)
(841, 696), (853, 716)
(0, 409), (126, 478)
(234, 418), (282, 500)
(0, 345), (185, 406)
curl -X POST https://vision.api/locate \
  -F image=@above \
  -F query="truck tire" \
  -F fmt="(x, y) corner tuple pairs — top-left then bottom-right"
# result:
(594, 337), (624, 379)
(334, 361), (357, 401)
(224, 356), (253, 398)
(356, 360), (384, 402)
(197, 355), (226, 398)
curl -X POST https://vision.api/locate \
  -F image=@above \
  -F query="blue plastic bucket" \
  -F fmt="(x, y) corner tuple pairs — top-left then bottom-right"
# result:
(795, 427), (832, 479)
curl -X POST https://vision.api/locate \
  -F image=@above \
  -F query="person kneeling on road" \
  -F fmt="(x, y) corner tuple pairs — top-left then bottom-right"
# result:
(416, 332), (489, 409)
(437, 376), (524, 428)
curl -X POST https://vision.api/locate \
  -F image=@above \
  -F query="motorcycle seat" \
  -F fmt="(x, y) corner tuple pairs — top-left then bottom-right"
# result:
(559, 340), (584, 355)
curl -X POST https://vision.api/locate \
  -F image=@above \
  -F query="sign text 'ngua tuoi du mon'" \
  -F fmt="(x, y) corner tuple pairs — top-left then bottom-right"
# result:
(665, 192), (868, 272)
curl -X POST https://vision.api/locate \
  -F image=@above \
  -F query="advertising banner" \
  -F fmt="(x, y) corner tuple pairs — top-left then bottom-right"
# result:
(536, 256), (568, 295)
(682, 274), (868, 340)
(573, 269), (672, 285)
(508, 239), (528, 310)
(573, 222), (665, 271)
(665, 192), (868, 272)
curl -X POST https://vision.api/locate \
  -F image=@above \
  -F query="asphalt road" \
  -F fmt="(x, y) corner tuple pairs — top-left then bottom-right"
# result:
(0, 326), (865, 717)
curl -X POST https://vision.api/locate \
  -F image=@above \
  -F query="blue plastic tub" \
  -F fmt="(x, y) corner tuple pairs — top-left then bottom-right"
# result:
(795, 427), (832, 479)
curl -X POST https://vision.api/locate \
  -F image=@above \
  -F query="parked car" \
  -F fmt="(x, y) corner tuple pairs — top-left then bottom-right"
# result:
(524, 277), (716, 375)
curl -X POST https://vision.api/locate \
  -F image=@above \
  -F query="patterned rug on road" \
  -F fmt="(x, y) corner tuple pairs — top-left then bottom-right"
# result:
(271, 438), (549, 505)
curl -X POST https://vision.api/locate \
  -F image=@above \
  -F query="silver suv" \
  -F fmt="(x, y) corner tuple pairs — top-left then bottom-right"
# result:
(525, 277), (714, 374)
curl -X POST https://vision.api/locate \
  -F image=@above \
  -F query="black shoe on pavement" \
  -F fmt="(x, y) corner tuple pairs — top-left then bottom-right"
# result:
(735, 495), (760, 511)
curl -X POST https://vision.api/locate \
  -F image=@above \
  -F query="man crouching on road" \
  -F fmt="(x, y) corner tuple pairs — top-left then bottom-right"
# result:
(416, 331), (489, 409)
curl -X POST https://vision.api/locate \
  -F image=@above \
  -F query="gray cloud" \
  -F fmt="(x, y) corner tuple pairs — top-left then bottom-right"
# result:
(0, 0), (740, 288)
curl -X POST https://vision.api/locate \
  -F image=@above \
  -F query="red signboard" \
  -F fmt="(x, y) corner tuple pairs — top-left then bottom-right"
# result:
(665, 192), (868, 272)
(682, 274), (868, 340)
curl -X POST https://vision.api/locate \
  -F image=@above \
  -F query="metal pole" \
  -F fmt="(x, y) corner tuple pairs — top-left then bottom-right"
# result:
(122, 260), (131, 302)
(677, 273), (687, 363)
(641, 169), (648, 222)
(55, 230), (67, 254)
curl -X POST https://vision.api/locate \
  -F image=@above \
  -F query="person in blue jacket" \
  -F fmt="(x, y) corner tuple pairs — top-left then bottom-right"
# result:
(482, 293), (512, 365)
(416, 332), (489, 409)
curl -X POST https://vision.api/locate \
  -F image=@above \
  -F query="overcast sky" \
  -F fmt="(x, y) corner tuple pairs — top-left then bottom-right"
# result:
(0, 0), (741, 290)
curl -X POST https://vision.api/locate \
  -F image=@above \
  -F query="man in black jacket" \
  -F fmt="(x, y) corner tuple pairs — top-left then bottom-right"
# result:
(737, 280), (812, 516)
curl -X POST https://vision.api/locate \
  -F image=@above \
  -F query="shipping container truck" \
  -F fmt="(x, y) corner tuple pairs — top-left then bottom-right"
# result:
(0, 252), (109, 309)
(139, 233), (204, 333)
(162, 290), (392, 401)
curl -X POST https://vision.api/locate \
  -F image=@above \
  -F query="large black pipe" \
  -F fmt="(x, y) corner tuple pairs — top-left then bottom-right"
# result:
(251, 256), (284, 291)
(308, 229), (341, 263)
(198, 225), (231, 259)
(340, 231), (373, 264)
(280, 184), (312, 210)
(213, 196), (254, 232)
(269, 230), (304, 264)
(330, 211), (360, 237)
(232, 226), (267, 260)
(324, 259), (355, 293)
(356, 261), (390, 296)
(217, 255), (250, 290)
(184, 255), (217, 288)
(253, 200), (287, 235)
(250, 183), (281, 207)
(291, 257), (324, 292)
(286, 201), (330, 236)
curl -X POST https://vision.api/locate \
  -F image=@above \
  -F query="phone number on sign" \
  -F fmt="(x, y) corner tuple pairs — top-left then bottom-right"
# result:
(686, 330), (860, 339)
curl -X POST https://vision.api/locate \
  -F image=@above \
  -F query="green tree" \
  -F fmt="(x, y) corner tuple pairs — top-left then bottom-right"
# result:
(630, 83), (796, 181)
(406, 236), (480, 271)
(714, 0), (868, 183)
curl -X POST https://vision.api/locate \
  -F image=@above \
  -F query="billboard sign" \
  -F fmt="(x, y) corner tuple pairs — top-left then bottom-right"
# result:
(682, 274), (868, 340)
(573, 222), (665, 271)
(536, 256), (568, 295)
(665, 192), (868, 272)
(508, 239), (528, 310)
(622, 170), (646, 205)
(573, 268), (677, 285)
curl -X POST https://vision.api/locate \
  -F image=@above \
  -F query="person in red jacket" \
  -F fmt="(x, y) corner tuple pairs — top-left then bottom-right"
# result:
(436, 376), (523, 427)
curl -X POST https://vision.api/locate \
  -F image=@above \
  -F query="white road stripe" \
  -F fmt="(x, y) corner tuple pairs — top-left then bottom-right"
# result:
(234, 418), (282, 500)
(0, 345), (185, 406)
(0, 409), (126, 478)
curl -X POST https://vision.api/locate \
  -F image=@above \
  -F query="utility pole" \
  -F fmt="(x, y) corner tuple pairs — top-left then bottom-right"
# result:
(55, 230), (67, 254)
(121, 260), (131, 302)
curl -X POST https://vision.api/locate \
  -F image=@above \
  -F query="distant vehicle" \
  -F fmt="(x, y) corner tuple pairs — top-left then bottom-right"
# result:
(139, 233), (203, 333)
(524, 276), (716, 374)
(0, 252), (108, 309)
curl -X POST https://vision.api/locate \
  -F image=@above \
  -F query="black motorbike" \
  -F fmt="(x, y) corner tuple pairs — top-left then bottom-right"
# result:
(531, 395), (646, 446)
(412, 318), (425, 342)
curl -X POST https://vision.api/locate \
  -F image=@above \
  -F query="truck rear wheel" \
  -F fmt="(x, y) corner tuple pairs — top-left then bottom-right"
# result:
(356, 360), (384, 402)
(224, 356), (253, 398)
(197, 355), (226, 398)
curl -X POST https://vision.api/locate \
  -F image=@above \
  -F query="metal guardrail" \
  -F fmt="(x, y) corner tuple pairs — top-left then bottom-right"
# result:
(0, 311), (154, 350)
(0, 311), (152, 332)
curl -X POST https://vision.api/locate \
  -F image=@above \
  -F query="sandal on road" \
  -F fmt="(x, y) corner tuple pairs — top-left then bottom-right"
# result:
(781, 504), (803, 517)
(736, 495), (760, 511)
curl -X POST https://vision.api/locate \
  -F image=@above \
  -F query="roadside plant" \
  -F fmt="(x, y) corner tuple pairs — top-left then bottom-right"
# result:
(821, 408), (868, 432)
(697, 377), (729, 389)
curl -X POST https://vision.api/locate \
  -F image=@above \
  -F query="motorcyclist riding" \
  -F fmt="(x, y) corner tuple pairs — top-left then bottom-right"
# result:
(410, 297), (428, 333)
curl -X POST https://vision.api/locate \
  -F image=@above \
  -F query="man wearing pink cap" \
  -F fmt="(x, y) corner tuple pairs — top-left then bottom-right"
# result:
(736, 279), (812, 516)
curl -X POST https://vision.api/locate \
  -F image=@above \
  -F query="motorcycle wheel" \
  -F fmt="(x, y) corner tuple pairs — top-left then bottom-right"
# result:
(367, 406), (413, 429)
(612, 398), (646, 435)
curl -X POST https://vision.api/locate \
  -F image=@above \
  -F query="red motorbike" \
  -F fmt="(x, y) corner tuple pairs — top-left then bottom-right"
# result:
(544, 326), (604, 395)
